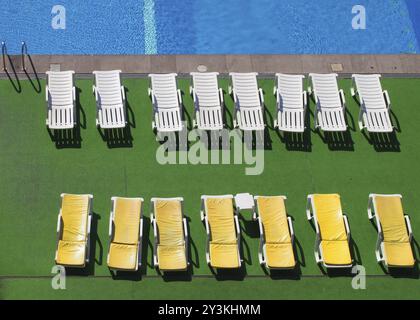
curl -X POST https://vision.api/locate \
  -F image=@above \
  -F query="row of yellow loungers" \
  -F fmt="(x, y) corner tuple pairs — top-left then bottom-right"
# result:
(55, 193), (416, 273)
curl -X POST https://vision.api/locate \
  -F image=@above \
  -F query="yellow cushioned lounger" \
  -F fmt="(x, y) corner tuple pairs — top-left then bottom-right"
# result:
(55, 193), (92, 267)
(107, 197), (143, 271)
(368, 194), (415, 268)
(151, 197), (188, 272)
(201, 195), (241, 269)
(255, 196), (296, 269)
(306, 194), (353, 268)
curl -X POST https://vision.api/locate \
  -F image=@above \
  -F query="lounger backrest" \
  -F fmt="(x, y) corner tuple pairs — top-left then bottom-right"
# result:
(155, 199), (184, 246)
(257, 196), (291, 243)
(113, 198), (141, 245)
(47, 71), (74, 106)
(230, 72), (260, 108)
(353, 74), (386, 109)
(374, 196), (409, 243)
(276, 74), (304, 110)
(313, 194), (347, 241)
(149, 73), (179, 109)
(205, 197), (237, 243)
(191, 72), (220, 107)
(310, 73), (341, 108)
(61, 194), (89, 242)
(93, 70), (123, 106)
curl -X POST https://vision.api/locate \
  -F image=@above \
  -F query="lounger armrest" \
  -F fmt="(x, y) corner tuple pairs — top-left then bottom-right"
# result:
(234, 215), (241, 239)
(108, 211), (113, 237)
(56, 211), (62, 233)
(367, 196), (375, 220)
(343, 215), (351, 238)
(87, 214), (92, 235)
(339, 89), (346, 108)
(383, 90), (391, 109)
(219, 88), (224, 105)
(314, 233), (322, 264)
(148, 88), (156, 105)
(287, 216), (295, 242)
(120, 86), (125, 101)
(72, 86), (76, 102)
(177, 89), (183, 106)
(404, 215), (413, 241)
(258, 88), (264, 105)
(45, 86), (50, 102)
(306, 196), (314, 220)
(139, 217), (143, 239)
(204, 216), (210, 237)
(303, 90), (307, 108)
(183, 218), (188, 238)
(189, 85), (194, 97)
(258, 235), (264, 266)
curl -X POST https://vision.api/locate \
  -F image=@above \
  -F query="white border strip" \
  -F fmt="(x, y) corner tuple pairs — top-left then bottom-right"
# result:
(143, 0), (157, 54)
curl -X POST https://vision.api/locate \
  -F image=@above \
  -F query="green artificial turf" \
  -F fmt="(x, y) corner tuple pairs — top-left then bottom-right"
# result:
(0, 76), (419, 299)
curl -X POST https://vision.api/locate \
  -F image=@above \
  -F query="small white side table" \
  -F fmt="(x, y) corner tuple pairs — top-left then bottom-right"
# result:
(234, 193), (255, 220)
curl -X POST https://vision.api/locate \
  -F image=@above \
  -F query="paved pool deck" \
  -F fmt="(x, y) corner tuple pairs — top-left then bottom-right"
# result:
(1, 54), (420, 77)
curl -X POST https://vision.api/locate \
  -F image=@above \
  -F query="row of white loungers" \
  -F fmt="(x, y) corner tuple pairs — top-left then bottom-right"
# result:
(46, 71), (394, 134)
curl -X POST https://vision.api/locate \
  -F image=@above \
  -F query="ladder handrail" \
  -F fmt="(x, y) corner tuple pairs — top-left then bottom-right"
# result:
(1, 41), (7, 72)
(21, 41), (28, 72)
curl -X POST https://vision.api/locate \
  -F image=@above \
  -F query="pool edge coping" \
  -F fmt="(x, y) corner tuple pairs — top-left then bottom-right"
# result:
(1, 54), (420, 78)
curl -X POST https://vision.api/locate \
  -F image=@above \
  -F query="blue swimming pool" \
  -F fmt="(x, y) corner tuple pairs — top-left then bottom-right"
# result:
(1, 0), (419, 54)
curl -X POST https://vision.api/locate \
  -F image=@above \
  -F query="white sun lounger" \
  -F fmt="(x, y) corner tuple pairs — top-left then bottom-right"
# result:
(229, 72), (265, 131)
(93, 70), (126, 129)
(309, 73), (347, 132)
(274, 74), (307, 133)
(46, 71), (76, 129)
(351, 74), (393, 133)
(148, 73), (183, 133)
(190, 72), (224, 130)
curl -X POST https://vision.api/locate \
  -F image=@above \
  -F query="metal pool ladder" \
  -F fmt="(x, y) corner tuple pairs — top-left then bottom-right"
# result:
(21, 41), (28, 72)
(1, 41), (7, 71)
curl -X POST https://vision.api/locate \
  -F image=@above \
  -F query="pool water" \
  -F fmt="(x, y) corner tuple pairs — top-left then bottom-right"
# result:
(1, 0), (419, 54)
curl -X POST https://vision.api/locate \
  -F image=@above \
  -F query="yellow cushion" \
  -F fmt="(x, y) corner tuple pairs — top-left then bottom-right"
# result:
(155, 200), (184, 246)
(206, 198), (236, 243)
(321, 240), (352, 266)
(257, 196), (291, 243)
(61, 194), (89, 242)
(158, 245), (187, 271)
(265, 243), (295, 268)
(108, 243), (138, 270)
(375, 196), (410, 243)
(313, 194), (347, 241)
(56, 240), (85, 266)
(383, 242), (415, 267)
(113, 198), (141, 245)
(209, 243), (240, 268)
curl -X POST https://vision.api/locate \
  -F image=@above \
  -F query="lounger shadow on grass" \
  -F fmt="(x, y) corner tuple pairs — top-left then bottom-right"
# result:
(238, 213), (260, 238)
(186, 216), (200, 270)
(317, 129), (355, 152)
(66, 212), (102, 277)
(363, 131), (401, 153)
